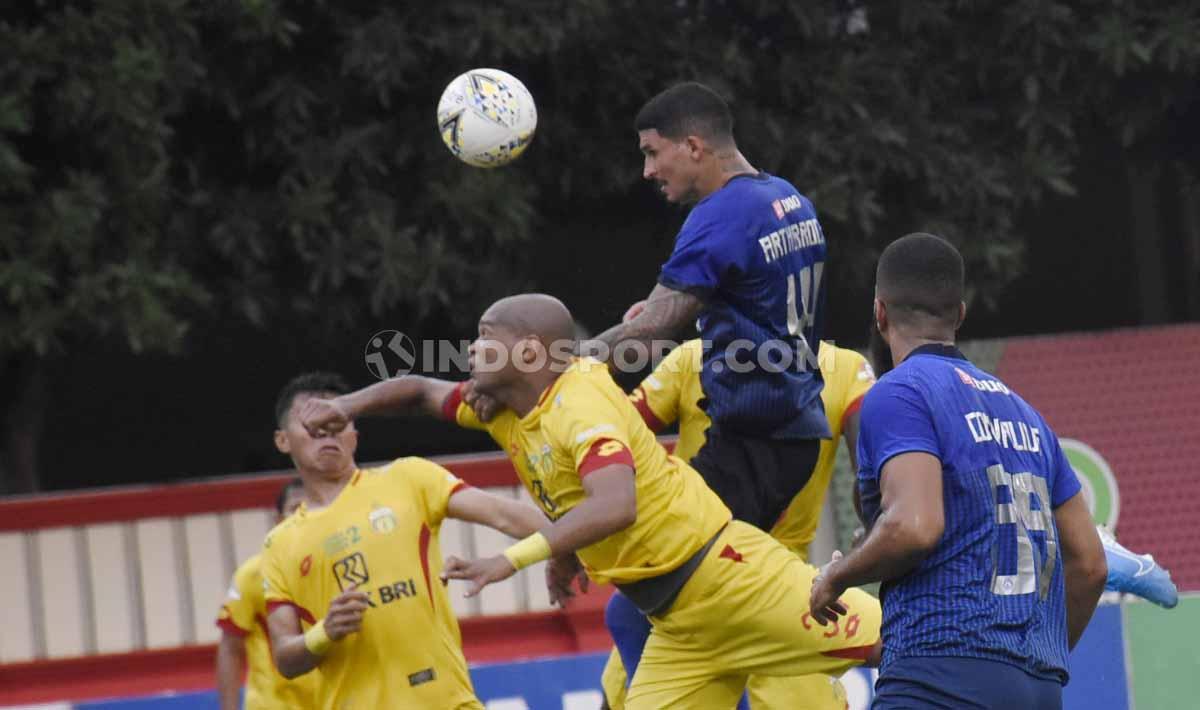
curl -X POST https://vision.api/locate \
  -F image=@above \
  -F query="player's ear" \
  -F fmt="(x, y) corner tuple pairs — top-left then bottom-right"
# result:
(274, 429), (291, 455)
(684, 134), (705, 160)
(954, 301), (967, 331)
(873, 298), (887, 333)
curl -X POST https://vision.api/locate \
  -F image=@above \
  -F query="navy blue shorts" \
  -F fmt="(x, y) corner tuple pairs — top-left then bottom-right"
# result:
(873, 656), (1063, 710)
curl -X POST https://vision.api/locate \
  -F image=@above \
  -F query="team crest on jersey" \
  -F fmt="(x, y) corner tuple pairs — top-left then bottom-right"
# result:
(369, 504), (397, 534)
(300, 554), (312, 577)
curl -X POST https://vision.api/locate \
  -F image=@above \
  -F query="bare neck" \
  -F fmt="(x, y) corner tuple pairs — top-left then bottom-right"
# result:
(695, 148), (755, 200)
(889, 329), (957, 369)
(300, 464), (357, 510)
(496, 370), (563, 418)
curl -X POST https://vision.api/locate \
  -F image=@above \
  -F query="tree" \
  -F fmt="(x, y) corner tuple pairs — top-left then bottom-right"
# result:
(2, 0), (1197, 491)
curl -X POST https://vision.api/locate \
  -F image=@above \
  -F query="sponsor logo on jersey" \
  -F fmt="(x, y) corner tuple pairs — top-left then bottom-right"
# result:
(300, 554), (312, 577)
(772, 194), (803, 220)
(333, 552), (370, 591)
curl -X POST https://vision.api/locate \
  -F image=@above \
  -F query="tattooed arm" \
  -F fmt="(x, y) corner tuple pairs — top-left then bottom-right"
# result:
(582, 284), (705, 365)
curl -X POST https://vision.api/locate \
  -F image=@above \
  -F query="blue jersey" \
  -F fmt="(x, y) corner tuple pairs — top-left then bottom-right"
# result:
(657, 172), (830, 440)
(856, 345), (1081, 684)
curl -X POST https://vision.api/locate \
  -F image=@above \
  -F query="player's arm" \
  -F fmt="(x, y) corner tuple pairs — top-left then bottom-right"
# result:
(810, 451), (945, 624)
(844, 408), (865, 523)
(300, 376), (501, 437)
(214, 632), (246, 710)
(584, 283), (705, 365)
(443, 464), (637, 598)
(1055, 492), (1107, 649)
(267, 589), (370, 679)
(446, 486), (549, 539)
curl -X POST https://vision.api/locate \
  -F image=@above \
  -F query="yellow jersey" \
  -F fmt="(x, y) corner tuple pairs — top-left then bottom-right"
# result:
(451, 358), (731, 586)
(629, 340), (875, 556)
(216, 553), (316, 709)
(261, 458), (482, 710)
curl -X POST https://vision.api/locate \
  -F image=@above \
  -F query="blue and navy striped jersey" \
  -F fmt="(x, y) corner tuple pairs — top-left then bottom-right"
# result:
(856, 345), (1081, 683)
(657, 172), (830, 440)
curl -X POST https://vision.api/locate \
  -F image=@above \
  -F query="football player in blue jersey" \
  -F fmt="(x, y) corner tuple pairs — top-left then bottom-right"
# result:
(810, 233), (1108, 709)
(585, 81), (831, 532)
(572, 82), (836, 709)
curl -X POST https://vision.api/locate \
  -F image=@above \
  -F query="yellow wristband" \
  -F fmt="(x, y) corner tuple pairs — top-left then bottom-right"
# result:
(503, 532), (552, 571)
(304, 619), (332, 656)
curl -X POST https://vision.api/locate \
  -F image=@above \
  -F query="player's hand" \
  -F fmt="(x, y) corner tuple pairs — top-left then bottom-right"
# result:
(462, 379), (500, 423)
(546, 554), (588, 607)
(299, 397), (351, 437)
(441, 555), (517, 598)
(622, 300), (647, 323)
(808, 551), (849, 626)
(324, 587), (370, 641)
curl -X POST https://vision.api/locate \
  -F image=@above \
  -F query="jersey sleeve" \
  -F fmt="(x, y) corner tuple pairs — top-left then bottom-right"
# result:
(549, 387), (636, 479)
(857, 375), (941, 481)
(1044, 429), (1083, 508)
(837, 349), (876, 427)
(657, 207), (738, 297)
(630, 342), (697, 430)
(260, 528), (306, 621)
(397, 457), (469, 528)
(215, 559), (258, 637)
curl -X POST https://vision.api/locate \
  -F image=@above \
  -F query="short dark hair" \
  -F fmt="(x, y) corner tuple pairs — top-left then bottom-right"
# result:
(634, 82), (734, 144)
(876, 233), (965, 327)
(273, 372), (350, 427)
(275, 477), (303, 516)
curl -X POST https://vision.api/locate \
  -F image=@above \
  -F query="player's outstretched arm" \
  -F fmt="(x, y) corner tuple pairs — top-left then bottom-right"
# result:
(299, 375), (464, 435)
(810, 452), (944, 624)
(1054, 492), (1107, 649)
(584, 284), (705, 365)
(447, 486), (548, 539)
(268, 589), (370, 678)
(442, 465), (637, 598)
(214, 633), (246, 710)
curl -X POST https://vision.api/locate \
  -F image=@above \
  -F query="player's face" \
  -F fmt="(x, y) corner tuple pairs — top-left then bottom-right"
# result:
(639, 129), (698, 204)
(468, 315), (520, 392)
(276, 393), (358, 477)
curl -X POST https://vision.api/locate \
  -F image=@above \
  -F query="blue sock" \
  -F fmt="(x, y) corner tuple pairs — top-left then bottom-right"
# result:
(604, 591), (752, 708)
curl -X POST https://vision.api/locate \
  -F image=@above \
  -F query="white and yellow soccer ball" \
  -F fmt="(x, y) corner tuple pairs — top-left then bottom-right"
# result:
(437, 68), (537, 168)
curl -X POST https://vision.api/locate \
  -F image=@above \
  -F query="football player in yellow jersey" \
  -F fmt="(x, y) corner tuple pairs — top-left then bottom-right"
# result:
(259, 372), (549, 710)
(216, 478), (316, 710)
(300, 295), (882, 710)
(606, 339), (876, 709)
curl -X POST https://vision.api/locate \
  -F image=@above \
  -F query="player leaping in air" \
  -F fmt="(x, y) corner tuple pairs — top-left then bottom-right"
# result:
(259, 372), (549, 710)
(300, 293), (883, 710)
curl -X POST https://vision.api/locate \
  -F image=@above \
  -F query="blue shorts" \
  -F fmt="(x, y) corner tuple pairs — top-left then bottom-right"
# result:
(873, 656), (1063, 710)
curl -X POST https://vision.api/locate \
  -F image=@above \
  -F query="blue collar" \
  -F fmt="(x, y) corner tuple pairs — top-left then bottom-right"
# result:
(905, 343), (967, 362)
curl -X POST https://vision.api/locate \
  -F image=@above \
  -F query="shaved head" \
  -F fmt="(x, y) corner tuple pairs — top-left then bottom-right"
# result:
(482, 293), (577, 346)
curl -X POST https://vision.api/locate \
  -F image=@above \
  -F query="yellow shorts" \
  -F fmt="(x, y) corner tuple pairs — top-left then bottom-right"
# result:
(606, 645), (848, 710)
(625, 521), (881, 710)
(601, 647), (628, 709)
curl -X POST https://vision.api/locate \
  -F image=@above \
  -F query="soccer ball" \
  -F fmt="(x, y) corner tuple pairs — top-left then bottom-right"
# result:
(437, 68), (537, 168)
